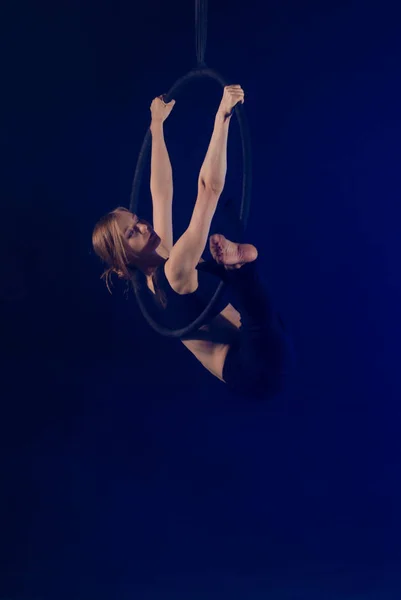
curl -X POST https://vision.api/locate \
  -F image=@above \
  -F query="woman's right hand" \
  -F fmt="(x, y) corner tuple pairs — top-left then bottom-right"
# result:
(150, 95), (176, 124)
(218, 85), (245, 118)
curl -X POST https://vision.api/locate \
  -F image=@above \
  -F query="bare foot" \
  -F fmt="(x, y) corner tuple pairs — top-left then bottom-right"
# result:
(209, 234), (258, 270)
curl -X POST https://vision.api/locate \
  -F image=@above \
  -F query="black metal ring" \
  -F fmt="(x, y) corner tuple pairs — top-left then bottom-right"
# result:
(129, 66), (252, 338)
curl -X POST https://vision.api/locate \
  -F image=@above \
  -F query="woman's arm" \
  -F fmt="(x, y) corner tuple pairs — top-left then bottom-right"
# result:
(166, 86), (245, 282)
(149, 97), (176, 251)
(198, 85), (244, 191)
(150, 119), (173, 204)
(198, 111), (230, 192)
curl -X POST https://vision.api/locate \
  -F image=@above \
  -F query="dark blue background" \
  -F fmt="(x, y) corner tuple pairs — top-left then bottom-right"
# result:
(2, 0), (401, 598)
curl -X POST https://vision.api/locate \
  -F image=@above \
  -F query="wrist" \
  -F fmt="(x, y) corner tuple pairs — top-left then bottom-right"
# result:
(150, 119), (164, 133)
(215, 109), (232, 125)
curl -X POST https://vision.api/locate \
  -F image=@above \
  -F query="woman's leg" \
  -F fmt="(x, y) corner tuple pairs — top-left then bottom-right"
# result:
(199, 195), (294, 398)
(220, 260), (290, 398)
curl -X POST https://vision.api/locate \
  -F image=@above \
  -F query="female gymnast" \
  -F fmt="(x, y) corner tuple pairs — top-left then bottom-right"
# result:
(92, 85), (290, 398)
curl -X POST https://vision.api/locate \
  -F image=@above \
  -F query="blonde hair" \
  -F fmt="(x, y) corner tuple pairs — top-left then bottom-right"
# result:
(92, 206), (167, 308)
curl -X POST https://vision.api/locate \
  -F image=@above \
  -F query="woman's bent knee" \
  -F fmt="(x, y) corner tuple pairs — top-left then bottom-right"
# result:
(223, 362), (285, 400)
(222, 329), (290, 399)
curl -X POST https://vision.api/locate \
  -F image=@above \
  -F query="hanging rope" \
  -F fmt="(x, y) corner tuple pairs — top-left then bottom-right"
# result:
(195, 0), (208, 67)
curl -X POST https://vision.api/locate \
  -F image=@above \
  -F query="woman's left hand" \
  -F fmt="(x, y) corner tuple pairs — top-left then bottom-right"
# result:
(150, 95), (176, 123)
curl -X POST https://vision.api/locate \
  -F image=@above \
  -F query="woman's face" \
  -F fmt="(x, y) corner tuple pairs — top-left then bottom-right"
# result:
(115, 210), (160, 260)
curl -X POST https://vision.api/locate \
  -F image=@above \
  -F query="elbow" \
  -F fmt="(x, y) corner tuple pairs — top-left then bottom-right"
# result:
(198, 176), (225, 195)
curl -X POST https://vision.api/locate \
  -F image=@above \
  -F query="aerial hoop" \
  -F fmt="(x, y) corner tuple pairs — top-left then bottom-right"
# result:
(129, 0), (252, 338)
